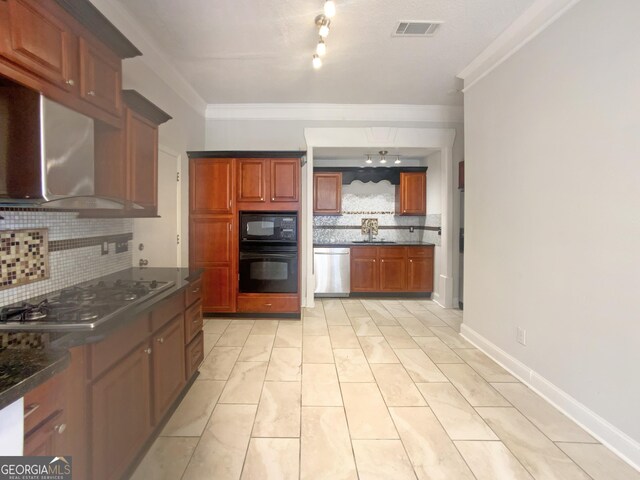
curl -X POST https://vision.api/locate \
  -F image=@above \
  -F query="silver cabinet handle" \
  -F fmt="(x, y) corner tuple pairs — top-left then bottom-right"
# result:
(65, 79), (75, 86)
(88, 90), (96, 96)
(144, 347), (152, 355)
(192, 287), (200, 293)
(409, 259), (413, 263)
(271, 197), (275, 201)
(157, 337), (164, 344)
(260, 197), (264, 201)
(264, 303), (272, 307)
(54, 423), (67, 434)
(24, 403), (40, 419)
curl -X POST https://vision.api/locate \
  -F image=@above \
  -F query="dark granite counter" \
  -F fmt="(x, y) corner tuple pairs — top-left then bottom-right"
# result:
(314, 242), (436, 248)
(0, 267), (202, 411)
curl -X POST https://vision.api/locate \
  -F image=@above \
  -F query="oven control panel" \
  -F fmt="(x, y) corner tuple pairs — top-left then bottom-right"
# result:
(280, 217), (296, 240)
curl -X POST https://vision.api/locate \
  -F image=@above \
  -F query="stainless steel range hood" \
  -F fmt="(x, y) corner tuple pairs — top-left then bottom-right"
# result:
(0, 80), (125, 209)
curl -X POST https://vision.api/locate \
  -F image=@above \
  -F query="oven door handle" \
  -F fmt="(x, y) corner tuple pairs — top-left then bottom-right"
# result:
(240, 253), (295, 259)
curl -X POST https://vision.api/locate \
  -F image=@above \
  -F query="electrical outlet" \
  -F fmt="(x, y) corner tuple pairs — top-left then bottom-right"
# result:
(115, 240), (129, 254)
(516, 327), (527, 346)
(409, 226), (415, 233)
(101, 241), (109, 255)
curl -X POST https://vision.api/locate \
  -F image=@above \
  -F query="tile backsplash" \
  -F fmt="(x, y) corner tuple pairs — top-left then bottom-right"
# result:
(0, 229), (49, 290)
(0, 210), (133, 306)
(313, 180), (441, 245)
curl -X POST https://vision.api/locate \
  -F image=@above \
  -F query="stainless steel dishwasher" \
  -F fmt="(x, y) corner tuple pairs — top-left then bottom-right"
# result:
(314, 248), (350, 297)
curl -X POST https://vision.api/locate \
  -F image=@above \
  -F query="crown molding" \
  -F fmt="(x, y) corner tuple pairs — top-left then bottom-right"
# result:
(89, 0), (207, 116)
(458, 0), (583, 92)
(205, 104), (464, 124)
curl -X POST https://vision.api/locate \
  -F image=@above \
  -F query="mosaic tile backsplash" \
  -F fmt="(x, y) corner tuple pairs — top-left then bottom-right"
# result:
(313, 180), (441, 245)
(0, 229), (49, 290)
(0, 211), (133, 306)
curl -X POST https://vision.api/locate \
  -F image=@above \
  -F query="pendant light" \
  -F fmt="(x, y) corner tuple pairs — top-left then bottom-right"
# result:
(312, 54), (322, 69)
(324, 0), (336, 18)
(316, 38), (327, 57)
(315, 15), (331, 38)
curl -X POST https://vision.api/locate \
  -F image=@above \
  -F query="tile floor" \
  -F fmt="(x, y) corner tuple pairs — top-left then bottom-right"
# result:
(131, 298), (639, 480)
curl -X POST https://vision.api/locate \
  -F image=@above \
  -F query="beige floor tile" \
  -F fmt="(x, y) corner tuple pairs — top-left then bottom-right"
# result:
(430, 326), (474, 349)
(341, 383), (398, 439)
(203, 319), (231, 334)
(477, 407), (590, 480)
(203, 333), (220, 358)
(455, 348), (518, 382)
(359, 336), (399, 363)
(328, 325), (361, 348)
(379, 326), (419, 349)
(250, 320), (279, 335)
(412, 310), (447, 327)
(241, 438), (300, 480)
(323, 300), (352, 325)
(303, 316), (329, 336)
(380, 301), (415, 318)
(199, 346), (242, 380)
(367, 309), (400, 326)
(252, 381), (301, 437)
(439, 363), (510, 406)
(557, 442), (640, 480)
(231, 319), (256, 325)
(370, 364), (426, 406)
(182, 404), (256, 480)
(274, 323), (302, 348)
(389, 406), (475, 479)
(333, 348), (375, 382)
(162, 380), (225, 436)
(304, 301), (326, 318)
(131, 436), (198, 480)
(302, 335), (334, 363)
(238, 334), (275, 362)
(397, 317), (434, 337)
(219, 362), (268, 404)
(394, 348), (447, 383)
(266, 347), (302, 381)
(413, 336), (463, 364)
(492, 383), (595, 443)
(351, 316), (383, 336)
(300, 407), (358, 480)
(455, 441), (533, 480)
(352, 440), (417, 480)
(302, 363), (342, 406)
(217, 324), (253, 347)
(416, 383), (498, 440)
(342, 300), (370, 317)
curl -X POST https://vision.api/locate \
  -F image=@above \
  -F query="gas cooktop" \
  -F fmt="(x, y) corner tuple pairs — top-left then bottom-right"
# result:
(0, 279), (174, 331)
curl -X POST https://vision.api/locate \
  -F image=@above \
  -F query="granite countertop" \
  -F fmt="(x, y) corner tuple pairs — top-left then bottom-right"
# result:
(0, 267), (202, 411)
(314, 241), (436, 248)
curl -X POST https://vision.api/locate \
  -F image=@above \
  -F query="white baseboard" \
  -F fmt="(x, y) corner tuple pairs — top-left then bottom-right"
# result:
(460, 324), (640, 471)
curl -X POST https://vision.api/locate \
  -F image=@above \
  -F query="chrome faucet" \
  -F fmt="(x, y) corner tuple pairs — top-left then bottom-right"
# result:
(361, 218), (379, 242)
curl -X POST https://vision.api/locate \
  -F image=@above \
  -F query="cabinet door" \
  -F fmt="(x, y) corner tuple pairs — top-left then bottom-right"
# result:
(79, 37), (121, 116)
(152, 314), (185, 422)
(2, 0), (76, 90)
(350, 247), (378, 292)
(398, 172), (426, 215)
(379, 247), (407, 291)
(270, 158), (299, 202)
(190, 217), (233, 264)
(190, 158), (233, 214)
(313, 173), (342, 214)
(91, 345), (152, 480)
(127, 109), (158, 210)
(237, 159), (267, 203)
(407, 256), (434, 292)
(199, 265), (235, 312)
(24, 410), (67, 457)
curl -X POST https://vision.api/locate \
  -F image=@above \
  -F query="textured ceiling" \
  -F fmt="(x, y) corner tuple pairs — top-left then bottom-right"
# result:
(116, 0), (534, 105)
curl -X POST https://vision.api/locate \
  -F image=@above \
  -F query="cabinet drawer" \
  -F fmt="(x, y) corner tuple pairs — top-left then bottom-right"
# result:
(89, 313), (149, 379)
(184, 300), (203, 344)
(237, 295), (299, 313)
(150, 292), (184, 332)
(350, 246), (377, 259)
(24, 373), (65, 435)
(407, 246), (434, 258)
(185, 331), (204, 380)
(186, 278), (202, 307)
(24, 409), (66, 457)
(378, 246), (407, 258)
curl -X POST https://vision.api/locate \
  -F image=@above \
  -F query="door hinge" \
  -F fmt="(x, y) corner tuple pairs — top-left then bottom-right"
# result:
(177, 234), (180, 245)
(176, 172), (180, 182)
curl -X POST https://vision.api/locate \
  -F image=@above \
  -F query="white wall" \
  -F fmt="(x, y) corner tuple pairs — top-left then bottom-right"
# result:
(463, 0), (640, 465)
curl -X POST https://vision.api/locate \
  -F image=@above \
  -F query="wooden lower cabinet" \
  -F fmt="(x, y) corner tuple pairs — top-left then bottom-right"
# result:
(24, 410), (67, 457)
(91, 342), (152, 480)
(351, 246), (434, 293)
(237, 294), (299, 313)
(151, 314), (185, 422)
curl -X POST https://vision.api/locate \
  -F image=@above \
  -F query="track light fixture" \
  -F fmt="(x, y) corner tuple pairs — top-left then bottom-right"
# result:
(311, 2), (336, 68)
(312, 54), (322, 69)
(324, 0), (336, 18)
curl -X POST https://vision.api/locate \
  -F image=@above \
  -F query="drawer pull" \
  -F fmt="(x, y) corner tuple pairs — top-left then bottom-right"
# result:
(144, 347), (152, 355)
(193, 317), (200, 323)
(271, 197), (275, 201)
(65, 79), (75, 86)
(24, 403), (40, 419)
(88, 90), (96, 96)
(192, 287), (200, 294)
(265, 303), (272, 307)
(157, 337), (164, 344)
(54, 423), (67, 435)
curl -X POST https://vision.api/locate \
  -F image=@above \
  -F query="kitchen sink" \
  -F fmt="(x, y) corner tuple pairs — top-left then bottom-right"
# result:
(351, 240), (396, 244)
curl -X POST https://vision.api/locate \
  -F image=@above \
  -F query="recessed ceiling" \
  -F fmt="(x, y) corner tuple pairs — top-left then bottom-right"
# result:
(116, 0), (534, 105)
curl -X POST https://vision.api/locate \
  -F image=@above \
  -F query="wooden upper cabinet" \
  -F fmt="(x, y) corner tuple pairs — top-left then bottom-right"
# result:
(237, 159), (267, 203)
(270, 158), (299, 202)
(1, 0), (77, 91)
(314, 172), (342, 215)
(190, 217), (233, 264)
(190, 158), (233, 214)
(126, 109), (157, 210)
(78, 37), (121, 116)
(396, 172), (427, 216)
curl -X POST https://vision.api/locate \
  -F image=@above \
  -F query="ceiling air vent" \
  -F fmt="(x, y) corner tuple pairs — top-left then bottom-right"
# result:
(393, 21), (442, 37)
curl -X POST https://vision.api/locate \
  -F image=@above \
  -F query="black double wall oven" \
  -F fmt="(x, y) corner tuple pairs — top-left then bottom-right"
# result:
(239, 212), (298, 294)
